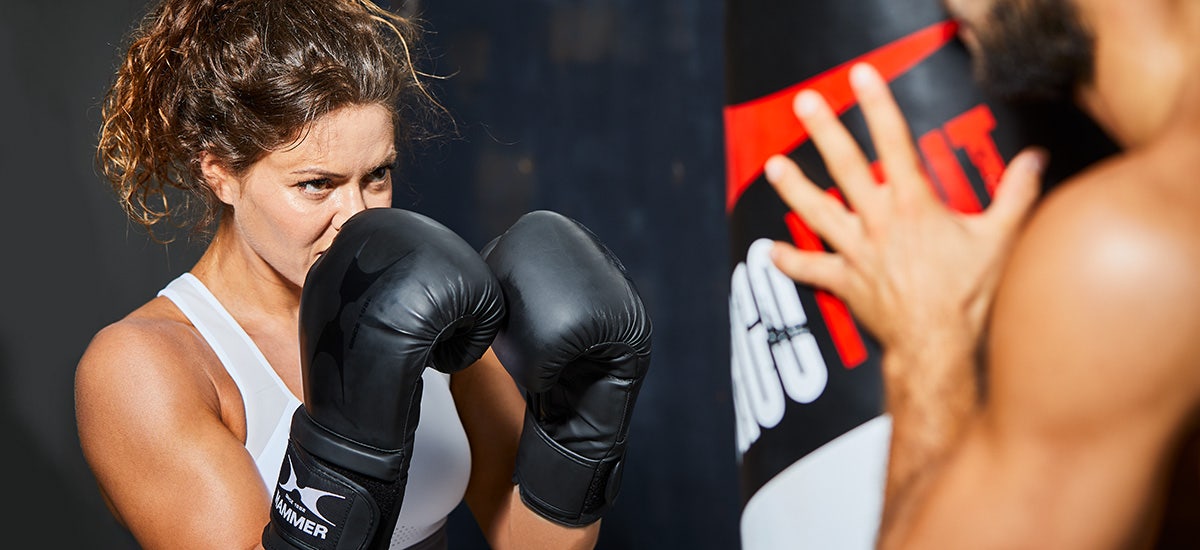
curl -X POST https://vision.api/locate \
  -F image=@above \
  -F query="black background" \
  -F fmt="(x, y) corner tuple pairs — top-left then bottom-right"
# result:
(0, 0), (737, 547)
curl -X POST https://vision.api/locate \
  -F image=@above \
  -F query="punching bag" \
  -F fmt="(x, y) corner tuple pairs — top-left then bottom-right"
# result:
(725, 1), (1116, 548)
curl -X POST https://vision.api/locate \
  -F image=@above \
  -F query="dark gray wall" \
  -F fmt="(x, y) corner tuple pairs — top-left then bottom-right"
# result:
(0, 1), (734, 547)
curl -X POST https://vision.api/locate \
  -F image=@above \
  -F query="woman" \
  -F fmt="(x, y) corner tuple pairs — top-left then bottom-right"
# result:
(75, 0), (599, 547)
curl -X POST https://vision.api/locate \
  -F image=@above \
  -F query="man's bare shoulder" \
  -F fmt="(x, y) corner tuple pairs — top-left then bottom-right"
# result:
(1021, 139), (1200, 286)
(994, 141), (1200, 403)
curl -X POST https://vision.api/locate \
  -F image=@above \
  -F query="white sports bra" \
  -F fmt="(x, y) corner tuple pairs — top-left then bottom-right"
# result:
(159, 273), (471, 548)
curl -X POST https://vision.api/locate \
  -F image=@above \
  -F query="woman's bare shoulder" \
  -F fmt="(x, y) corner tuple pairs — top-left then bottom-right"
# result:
(76, 296), (225, 428)
(75, 297), (268, 543)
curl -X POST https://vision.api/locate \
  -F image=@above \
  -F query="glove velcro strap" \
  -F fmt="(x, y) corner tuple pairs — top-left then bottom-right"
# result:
(263, 440), (379, 550)
(513, 413), (625, 527)
(290, 408), (406, 481)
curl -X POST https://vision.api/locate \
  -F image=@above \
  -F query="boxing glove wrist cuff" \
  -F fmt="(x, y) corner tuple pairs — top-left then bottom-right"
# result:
(513, 412), (625, 527)
(291, 408), (406, 481)
(263, 440), (380, 550)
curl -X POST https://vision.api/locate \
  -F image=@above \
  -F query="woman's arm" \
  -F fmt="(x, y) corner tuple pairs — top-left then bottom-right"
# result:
(452, 211), (649, 550)
(76, 318), (269, 550)
(451, 349), (600, 550)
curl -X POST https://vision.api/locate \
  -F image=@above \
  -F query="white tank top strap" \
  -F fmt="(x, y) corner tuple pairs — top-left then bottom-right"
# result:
(158, 273), (301, 488)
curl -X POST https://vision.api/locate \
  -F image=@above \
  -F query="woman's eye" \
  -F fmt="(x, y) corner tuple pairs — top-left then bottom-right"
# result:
(297, 179), (333, 195)
(369, 165), (391, 182)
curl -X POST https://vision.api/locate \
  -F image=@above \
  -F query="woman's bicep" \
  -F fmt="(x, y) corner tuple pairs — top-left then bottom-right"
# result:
(76, 325), (269, 550)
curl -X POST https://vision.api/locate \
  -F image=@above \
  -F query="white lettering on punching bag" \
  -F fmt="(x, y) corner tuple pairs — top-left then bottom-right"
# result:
(731, 239), (829, 457)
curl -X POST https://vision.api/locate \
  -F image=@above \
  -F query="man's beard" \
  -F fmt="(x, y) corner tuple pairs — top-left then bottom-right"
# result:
(973, 0), (1096, 103)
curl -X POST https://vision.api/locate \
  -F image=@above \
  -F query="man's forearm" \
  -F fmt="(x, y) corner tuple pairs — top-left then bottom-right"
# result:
(878, 340), (979, 549)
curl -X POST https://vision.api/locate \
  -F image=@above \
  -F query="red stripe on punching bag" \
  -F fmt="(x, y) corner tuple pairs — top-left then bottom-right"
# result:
(723, 21), (958, 212)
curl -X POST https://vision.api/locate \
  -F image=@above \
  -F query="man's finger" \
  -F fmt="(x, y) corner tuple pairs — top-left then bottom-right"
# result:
(770, 241), (850, 296)
(766, 154), (861, 253)
(794, 89), (879, 213)
(851, 63), (926, 192)
(984, 147), (1046, 232)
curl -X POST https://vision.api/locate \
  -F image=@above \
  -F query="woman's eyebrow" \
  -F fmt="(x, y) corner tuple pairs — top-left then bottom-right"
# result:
(290, 167), (344, 177)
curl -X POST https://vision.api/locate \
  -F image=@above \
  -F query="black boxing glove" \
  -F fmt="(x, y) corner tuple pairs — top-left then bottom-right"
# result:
(483, 211), (652, 527)
(264, 208), (505, 550)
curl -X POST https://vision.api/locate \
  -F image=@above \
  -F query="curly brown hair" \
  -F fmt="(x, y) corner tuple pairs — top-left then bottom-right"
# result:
(97, 0), (440, 242)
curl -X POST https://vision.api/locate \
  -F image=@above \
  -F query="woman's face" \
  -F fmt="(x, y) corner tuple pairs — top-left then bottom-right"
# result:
(218, 103), (396, 288)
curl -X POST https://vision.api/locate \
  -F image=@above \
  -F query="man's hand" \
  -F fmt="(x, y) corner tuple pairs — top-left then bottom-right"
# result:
(766, 64), (1048, 532)
(766, 62), (1044, 370)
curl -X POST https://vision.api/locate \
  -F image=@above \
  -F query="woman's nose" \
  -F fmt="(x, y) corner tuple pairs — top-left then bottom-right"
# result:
(331, 184), (368, 231)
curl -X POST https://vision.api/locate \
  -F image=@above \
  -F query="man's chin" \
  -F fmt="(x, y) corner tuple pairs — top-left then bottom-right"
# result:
(974, 61), (1083, 103)
(968, 0), (1096, 103)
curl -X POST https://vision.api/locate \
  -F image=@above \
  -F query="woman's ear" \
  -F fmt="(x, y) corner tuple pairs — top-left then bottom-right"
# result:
(200, 152), (240, 206)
